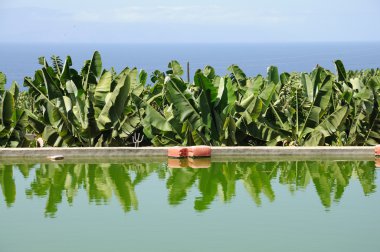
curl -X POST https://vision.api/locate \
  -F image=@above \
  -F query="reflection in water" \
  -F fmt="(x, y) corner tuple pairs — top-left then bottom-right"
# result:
(0, 160), (377, 217)
(168, 158), (211, 169)
(0, 165), (16, 207)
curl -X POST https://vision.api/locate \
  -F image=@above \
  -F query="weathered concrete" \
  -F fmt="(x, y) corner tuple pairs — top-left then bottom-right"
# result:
(0, 147), (168, 158)
(211, 146), (374, 157)
(0, 146), (375, 160)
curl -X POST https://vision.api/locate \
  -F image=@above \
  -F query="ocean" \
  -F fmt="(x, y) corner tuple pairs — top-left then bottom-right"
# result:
(0, 42), (380, 87)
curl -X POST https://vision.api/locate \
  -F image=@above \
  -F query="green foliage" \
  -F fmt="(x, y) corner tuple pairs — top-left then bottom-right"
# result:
(0, 72), (6, 96)
(140, 60), (380, 146)
(1, 54), (380, 147)
(23, 52), (145, 146)
(0, 76), (29, 147)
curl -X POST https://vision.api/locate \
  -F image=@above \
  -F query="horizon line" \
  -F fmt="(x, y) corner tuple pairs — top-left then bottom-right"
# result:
(1, 41), (380, 45)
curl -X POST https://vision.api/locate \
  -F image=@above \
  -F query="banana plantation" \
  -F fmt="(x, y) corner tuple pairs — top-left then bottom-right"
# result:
(1, 51), (380, 147)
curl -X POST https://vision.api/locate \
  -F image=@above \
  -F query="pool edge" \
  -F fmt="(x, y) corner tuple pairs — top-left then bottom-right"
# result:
(0, 146), (375, 158)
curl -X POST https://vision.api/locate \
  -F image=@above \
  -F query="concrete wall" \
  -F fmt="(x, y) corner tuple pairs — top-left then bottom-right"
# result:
(0, 146), (375, 158)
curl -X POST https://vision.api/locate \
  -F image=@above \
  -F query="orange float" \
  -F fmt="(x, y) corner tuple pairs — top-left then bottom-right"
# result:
(168, 158), (189, 169)
(167, 146), (212, 168)
(187, 145), (211, 158)
(375, 145), (380, 156)
(168, 146), (188, 158)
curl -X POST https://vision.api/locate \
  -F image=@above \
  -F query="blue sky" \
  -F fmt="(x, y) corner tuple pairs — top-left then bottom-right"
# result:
(1, 0), (379, 43)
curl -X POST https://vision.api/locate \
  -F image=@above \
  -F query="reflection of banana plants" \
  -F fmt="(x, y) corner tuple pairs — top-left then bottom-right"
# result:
(239, 162), (276, 205)
(166, 168), (198, 205)
(24, 163), (157, 217)
(0, 165), (16, 206)
(0, 161), (377, 215)
(301, 160), (377, 208)
(355, 162), (377, 195)
(165, 161), (376, 210)
(0, 164), (33, 207)
(278, 161), (311, 194)
(195, 168), (224, 211)
(166, 164), (238, 210)
(23, 53), (146, 146)
(107, 164), (138, 212)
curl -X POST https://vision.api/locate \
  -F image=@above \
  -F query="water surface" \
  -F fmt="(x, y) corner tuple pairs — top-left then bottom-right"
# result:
(0, 159), (379, 252)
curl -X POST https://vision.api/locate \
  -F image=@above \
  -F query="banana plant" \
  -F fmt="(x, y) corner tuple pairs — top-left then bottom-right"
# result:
(133, 61), (206, 146)
(331, 60), (380, 145)
(137, 63), (241, 146)
(233, 65), (288, 145)
(3, 55), (380, 147)
(24, 52), (144, 146)
(0, 76), (29, 147)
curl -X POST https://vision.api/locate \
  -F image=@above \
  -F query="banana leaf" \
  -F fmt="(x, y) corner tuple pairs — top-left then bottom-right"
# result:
(1, 91), (14, 127)
(165, 76), (204, 131)
(167, 60), (183, 76)
(305, 106), (349, 145)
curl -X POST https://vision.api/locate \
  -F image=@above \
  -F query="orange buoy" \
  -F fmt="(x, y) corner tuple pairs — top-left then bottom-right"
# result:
(168, 146), (188, 158)
(375, 145), (380, 156)
(168, 158), (189, 169)
(188, 158), (211, 169)
(187, 146), (211, 158)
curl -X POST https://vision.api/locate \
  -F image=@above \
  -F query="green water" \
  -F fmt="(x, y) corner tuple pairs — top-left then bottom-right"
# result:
(0, 159), (379, 252)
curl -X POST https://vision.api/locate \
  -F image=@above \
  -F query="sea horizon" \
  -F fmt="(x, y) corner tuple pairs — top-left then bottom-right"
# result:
(1, 42), (380, 87)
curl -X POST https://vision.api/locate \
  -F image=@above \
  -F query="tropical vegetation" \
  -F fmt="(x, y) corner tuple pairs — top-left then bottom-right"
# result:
(1, 51), (379, 147)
